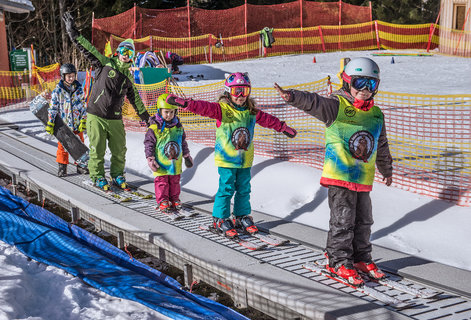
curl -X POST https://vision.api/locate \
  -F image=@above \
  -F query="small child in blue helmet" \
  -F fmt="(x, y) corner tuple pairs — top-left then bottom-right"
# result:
(144, 94), (193, 214)
(275, 57), (393, 287)
(164, 72), (297, 238)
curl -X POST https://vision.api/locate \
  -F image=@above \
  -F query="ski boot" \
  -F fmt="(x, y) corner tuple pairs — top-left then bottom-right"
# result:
(172, 200), (182, 211)
(234, 215), (258, 234)
(111, 175), (129, 190)
(353, 261), (386, 280)
(213, 217), (238, 239)
(326, 263), (364, 287)
(95, 177), (110, 191)
(76, 164), (89, 174)
(58, 163), (67, 177)
(159, 200), (173, 214)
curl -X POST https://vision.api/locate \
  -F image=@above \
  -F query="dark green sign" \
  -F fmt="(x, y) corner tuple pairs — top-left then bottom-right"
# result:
(9, 49), (29, 71)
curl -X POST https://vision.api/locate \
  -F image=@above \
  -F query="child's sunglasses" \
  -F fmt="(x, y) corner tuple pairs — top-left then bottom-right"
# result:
(351, 77), (379, 92)
(118, 46), (135, 59)
(230, 86), (251, 97)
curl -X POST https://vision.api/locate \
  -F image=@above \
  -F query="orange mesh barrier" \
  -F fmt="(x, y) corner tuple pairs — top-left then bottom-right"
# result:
(0, 64), (60, 108)
(121, 79), (470, 207)
(92, 1), (371, 53)
(107, 19), (471, 63)
(435, 25), (471, 57)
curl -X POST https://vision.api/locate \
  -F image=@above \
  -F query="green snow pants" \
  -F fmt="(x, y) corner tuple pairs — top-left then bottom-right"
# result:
(87, 114), (127, 182)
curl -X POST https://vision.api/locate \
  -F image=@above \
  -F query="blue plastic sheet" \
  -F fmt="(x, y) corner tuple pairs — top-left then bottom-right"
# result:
(0, 186), (248, 320)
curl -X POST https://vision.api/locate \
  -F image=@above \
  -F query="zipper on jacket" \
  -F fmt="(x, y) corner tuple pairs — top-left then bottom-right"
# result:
(94, 89), (104, 104)
(119, 80), (126, 95)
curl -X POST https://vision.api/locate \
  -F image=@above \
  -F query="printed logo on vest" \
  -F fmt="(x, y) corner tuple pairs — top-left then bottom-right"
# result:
(349, 130), (374, 163)
(225, 109), (234, 119)
(344, 106), (356, 117)
(164, 141), (180, 160)
(108, 70), (116, 78)
(231, 127), (250, 151)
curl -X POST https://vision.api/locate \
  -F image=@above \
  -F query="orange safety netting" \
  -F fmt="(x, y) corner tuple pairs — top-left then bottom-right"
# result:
(122, 78), (470, 207)
(106, 20), (471, 65)
(0, 64), (60, 108)
(93, 1), (371, 53)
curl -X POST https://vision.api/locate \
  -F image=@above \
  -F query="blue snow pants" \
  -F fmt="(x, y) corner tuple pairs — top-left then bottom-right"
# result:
(212, 167), (251, 219)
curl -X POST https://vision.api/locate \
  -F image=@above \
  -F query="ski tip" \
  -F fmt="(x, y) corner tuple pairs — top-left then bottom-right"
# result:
(389, 301), (416, 310)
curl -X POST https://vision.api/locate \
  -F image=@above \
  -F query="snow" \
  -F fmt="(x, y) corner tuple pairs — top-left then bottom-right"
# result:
(0, 50), (470, 319)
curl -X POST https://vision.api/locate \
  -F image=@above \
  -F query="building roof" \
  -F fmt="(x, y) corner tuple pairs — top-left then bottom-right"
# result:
(0, 0), (34, 14)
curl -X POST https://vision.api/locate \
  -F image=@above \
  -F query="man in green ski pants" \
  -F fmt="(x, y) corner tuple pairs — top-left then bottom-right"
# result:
(63, 12), (150, 191)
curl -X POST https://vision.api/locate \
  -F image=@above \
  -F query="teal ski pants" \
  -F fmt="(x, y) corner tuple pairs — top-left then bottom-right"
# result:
(212, 167), (252, 219)
(87, 114), (126, 182)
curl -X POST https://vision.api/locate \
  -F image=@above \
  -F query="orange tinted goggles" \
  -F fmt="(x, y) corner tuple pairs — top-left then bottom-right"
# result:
(230, 86), (251, 97)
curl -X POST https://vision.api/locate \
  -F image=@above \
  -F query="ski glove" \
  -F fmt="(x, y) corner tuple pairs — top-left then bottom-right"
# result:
(183, 154), (193, 168)
(280, 121), (297, 138)
(139, 110), (151, 127)
(45, 121), (55, 135)
(274, 83), (293, 102)
(166, 94), (188, 108)
(78, 119), (86, 132)
(146, 156), (159, 172)
(62, 12), (79, 40)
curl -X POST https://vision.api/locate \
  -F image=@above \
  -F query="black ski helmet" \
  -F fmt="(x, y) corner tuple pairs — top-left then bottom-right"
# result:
(60, 63), (77, 78)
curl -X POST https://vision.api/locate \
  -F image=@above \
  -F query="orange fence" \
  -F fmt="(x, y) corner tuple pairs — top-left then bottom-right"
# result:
(106, 20), (470, 66)
(93, 1), (371, 53)
(1, 71), (470, 206)
(0, 64), (60, 108)
(119, 79), (471, 207)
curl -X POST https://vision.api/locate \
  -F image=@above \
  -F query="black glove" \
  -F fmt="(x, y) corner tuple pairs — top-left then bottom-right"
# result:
(184, 155), (193, 168)
(166, 94), (188, 108)
(139, 110), (151, 127)
(62, 12), (79, 40)
(280, 121), (297, 138)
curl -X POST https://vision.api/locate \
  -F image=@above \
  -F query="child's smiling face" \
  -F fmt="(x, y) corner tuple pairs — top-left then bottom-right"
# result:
(161, 108), (176, 121)
(230, 95), (247, 106)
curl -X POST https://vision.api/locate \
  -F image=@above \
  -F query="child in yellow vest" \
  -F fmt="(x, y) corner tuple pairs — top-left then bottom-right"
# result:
(275, 57), (393, 287)
(165, 72), (297, 238)
(144, 94), (193, 214)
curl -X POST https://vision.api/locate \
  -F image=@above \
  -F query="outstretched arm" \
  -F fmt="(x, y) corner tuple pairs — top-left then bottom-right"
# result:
(274, 82), (339, 126)
(166, 94), (223, 122)
(63, 12), (108, 68)
(256, 110), (297, 138)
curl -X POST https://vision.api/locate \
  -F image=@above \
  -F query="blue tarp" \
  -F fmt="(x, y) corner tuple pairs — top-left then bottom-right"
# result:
(0, 186), (248, 320)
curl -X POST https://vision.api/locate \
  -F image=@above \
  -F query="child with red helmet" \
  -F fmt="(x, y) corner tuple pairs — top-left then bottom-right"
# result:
(275, 57), (393, 287)
(165, 72), (297, 238)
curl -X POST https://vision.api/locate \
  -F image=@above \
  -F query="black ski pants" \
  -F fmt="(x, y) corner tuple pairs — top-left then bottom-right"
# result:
(326, 185), (373, 268)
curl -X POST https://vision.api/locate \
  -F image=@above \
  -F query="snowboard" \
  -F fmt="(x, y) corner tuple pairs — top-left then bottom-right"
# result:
(30, 95), (89, 168)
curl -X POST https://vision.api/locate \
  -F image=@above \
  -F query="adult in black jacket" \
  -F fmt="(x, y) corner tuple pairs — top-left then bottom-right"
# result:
(63, 12), (150, 190)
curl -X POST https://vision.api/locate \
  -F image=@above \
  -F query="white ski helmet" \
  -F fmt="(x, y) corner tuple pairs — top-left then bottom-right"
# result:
(341, 57), (380, 96)
(344, 57), (380, 79)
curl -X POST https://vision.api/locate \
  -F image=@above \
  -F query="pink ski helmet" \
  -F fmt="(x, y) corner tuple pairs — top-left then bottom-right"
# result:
(224, 72), (251, 93)
(166, 51), (172, 60)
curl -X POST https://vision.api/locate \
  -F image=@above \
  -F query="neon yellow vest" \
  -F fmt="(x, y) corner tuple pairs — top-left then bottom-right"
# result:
(215, 102), (256, 168)
(321, 96), (384, 191)
(150, 124), (183, 176)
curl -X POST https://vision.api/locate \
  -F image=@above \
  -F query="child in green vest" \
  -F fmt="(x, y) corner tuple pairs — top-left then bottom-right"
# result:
(144, 94), (193, 214)
(275, 57), (393, 287)
(165, 72), (297, 238)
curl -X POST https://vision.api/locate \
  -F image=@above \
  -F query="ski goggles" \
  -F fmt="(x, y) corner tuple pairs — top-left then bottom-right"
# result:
(351, 76), (379, 92)
(118, 46), (135, 59)
(229, 86), (251, 97)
